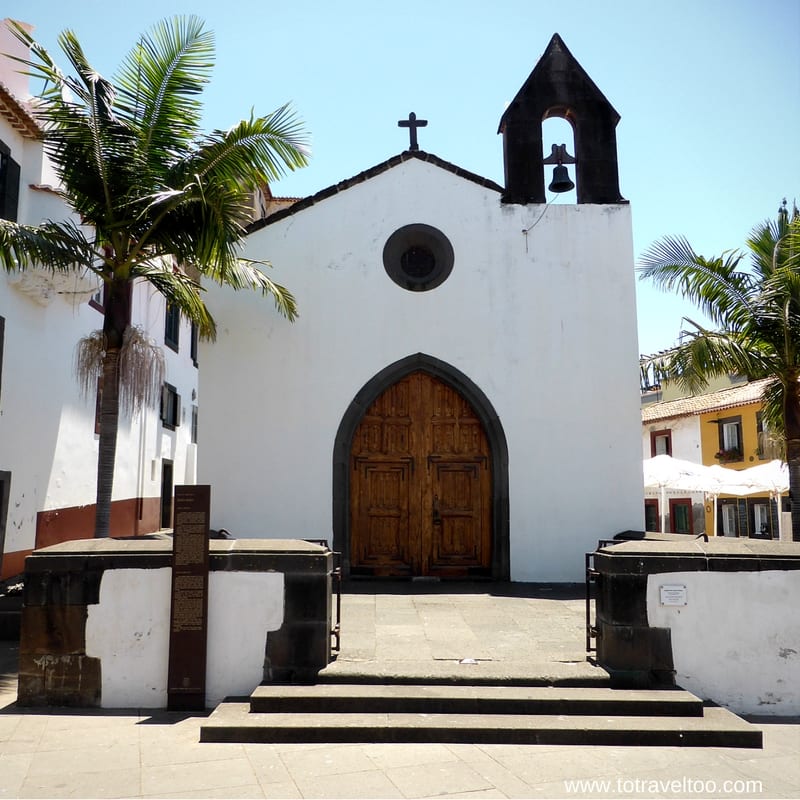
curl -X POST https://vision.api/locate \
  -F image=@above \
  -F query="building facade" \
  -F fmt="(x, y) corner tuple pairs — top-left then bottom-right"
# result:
(199, 35), (644, 582)
(642, 377), (786, 538)
(0, 19), (199, 579)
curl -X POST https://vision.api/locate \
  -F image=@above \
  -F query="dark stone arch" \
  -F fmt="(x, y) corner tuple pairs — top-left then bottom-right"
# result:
(332, 353), (510, 580)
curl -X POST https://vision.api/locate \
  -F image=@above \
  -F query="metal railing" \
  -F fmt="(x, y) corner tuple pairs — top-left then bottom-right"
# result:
(585, 539), (616, 658)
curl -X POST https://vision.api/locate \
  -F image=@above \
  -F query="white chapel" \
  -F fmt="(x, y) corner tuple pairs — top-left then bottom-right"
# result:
(199, 34), (644, 582)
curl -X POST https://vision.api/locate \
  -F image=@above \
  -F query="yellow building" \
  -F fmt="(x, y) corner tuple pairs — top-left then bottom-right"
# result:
(697, 379), (782, 538)
(642, 377), (785, 538)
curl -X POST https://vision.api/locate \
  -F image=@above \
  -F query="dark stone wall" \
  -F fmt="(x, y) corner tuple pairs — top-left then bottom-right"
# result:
(17, 538), (333, 707)
(593, 537), (800, 688)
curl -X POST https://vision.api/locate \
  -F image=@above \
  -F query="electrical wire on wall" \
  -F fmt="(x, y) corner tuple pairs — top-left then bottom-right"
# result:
(521, 193), (557, 254)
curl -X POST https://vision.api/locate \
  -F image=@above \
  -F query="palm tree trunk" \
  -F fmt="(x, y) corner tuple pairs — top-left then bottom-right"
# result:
(94, 347), (120, 537)
(788, 454), (800, 543)
(784, 379), (800, 542)
(93, 279), (131, 538)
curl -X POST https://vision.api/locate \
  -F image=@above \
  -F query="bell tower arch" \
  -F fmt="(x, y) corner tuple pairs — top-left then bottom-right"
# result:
(499, 33), (625, 205)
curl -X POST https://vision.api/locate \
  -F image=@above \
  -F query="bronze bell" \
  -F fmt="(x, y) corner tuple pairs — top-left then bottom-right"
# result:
(548, 164), (575, 193)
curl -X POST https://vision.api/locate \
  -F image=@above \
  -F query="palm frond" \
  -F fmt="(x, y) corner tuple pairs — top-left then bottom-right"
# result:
(637, 235), (754, 328)
(130, 259), (217, 339)
(74, 330), (105, 404)
(187, 106), (310, 187)
(5, 22), (137, 229)
(760, 378), (786, 446)
(661, 320), (774, 394)
(118, 326), (165, 415)
(4, 21), (80, 103)
(0, 218), (96, 273)
(202, 257), (298, 321)
(75, 327), (165, 417)
(114, 16), (212, 180)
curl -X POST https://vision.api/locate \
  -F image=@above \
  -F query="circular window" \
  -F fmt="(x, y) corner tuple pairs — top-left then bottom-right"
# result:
(383, 224), (454, 291)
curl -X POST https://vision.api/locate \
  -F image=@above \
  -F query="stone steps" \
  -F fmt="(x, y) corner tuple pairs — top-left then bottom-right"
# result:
(200, 684), (762, 748)
(247, 684), (704, 716)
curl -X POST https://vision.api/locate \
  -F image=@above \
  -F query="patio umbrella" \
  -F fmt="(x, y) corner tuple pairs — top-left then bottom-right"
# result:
(706, 460), (788, 537)
(643, 456), (790, 535)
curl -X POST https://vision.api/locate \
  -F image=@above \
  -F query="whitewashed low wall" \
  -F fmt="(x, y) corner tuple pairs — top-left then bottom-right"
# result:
(647, 571), (800, 715)
(85, 568), (284, 708)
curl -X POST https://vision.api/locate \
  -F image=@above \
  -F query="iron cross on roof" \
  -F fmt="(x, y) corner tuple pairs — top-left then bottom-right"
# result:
(398, 112), (427, 151)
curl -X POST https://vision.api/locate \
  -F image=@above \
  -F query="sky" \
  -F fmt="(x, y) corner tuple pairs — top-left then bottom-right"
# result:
(3, 0), (799, 356)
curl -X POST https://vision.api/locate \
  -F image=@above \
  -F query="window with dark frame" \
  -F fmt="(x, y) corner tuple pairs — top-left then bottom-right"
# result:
(190, 321), (199, 367)
(650, 429), (672, 457)
(715, 415), (743, 462)
(750, 499), (772, 538)
(0, 140), (20, 222)
(165, 304), (180, 352)
(191, 405), (198, 444)
(644, 499), (659, 532)
(89, 282), (107, 313)
(160, 383), (180, 430)
(756, 412), (767, 460)
(719, 499), (739, 537)
(669, 498), (693, 534)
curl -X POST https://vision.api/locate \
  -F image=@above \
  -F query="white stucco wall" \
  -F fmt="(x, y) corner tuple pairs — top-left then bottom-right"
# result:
(1, 272), (199, 556)
(647, 570), (800, 715)
(1, 288), (98, 553)
(1, 121), (199, 565)
(200, 159), (643, 581)
(85, 567), (284, 708)
(642, 417), (706, 532)
(642, 415), (701, 462)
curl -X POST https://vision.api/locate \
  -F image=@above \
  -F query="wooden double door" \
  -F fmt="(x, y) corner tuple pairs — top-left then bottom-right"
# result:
(350, 371), (492, 577)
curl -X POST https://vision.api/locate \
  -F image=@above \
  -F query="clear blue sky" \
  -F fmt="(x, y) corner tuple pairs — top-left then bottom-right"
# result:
(4, 0), (799, 356)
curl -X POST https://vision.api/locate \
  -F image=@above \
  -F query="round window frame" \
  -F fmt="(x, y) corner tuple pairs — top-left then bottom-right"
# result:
(383, 223), (454, 292)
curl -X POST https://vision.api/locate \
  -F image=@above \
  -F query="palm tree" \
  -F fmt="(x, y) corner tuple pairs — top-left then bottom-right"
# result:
(0, 17), (308, 537)
(639, 200), (800, 540)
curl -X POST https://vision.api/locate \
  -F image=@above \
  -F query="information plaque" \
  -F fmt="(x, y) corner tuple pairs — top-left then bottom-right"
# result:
(659, 583), (688, 607)
(167, 484), (210, 710)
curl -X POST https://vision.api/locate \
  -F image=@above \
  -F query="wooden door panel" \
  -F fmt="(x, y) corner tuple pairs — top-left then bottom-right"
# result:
(351, 458), (413, 574)
(350, 371), (491, 577)
(428, 460), (491, 573)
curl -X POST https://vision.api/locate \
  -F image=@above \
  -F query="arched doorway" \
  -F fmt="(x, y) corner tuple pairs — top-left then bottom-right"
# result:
(332, 354), (509, 579)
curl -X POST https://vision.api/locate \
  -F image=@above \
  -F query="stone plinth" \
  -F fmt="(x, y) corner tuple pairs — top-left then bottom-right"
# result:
(18, 538), (333, 707)
(593, 536), (800, 714)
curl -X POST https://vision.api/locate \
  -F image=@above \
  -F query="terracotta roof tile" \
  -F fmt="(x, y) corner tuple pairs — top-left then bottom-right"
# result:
(0, 82), (41, 139)
(641, 378), (773, 422)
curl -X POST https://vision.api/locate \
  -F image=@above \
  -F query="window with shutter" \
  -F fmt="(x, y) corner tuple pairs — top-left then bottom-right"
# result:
(0, 141), (20, 222)
(160, 383), (180, 430)
(165, 305), (180, 352)
(650, 429), (672, 457)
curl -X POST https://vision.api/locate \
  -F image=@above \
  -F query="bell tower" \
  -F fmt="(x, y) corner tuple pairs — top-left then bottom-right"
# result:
(499, 34), (625, 205)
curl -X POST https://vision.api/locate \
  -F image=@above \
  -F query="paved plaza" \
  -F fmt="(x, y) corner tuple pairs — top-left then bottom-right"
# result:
(0, 583), (798, 799)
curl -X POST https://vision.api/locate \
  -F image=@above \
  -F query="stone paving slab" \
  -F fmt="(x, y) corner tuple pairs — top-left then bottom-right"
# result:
(1, 585), (799, 797)
(324, 581), (600, 686)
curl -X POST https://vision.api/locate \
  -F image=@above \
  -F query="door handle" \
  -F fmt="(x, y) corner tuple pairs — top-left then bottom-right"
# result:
(432, 494), (442, 525)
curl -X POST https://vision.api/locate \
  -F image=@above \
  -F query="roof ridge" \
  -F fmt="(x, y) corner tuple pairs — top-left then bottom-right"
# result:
(642, 378), (774, 422)
(246, 150), (503, 233)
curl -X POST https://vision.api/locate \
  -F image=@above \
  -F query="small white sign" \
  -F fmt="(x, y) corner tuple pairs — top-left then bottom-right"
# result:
(660, 584), (688, 606)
